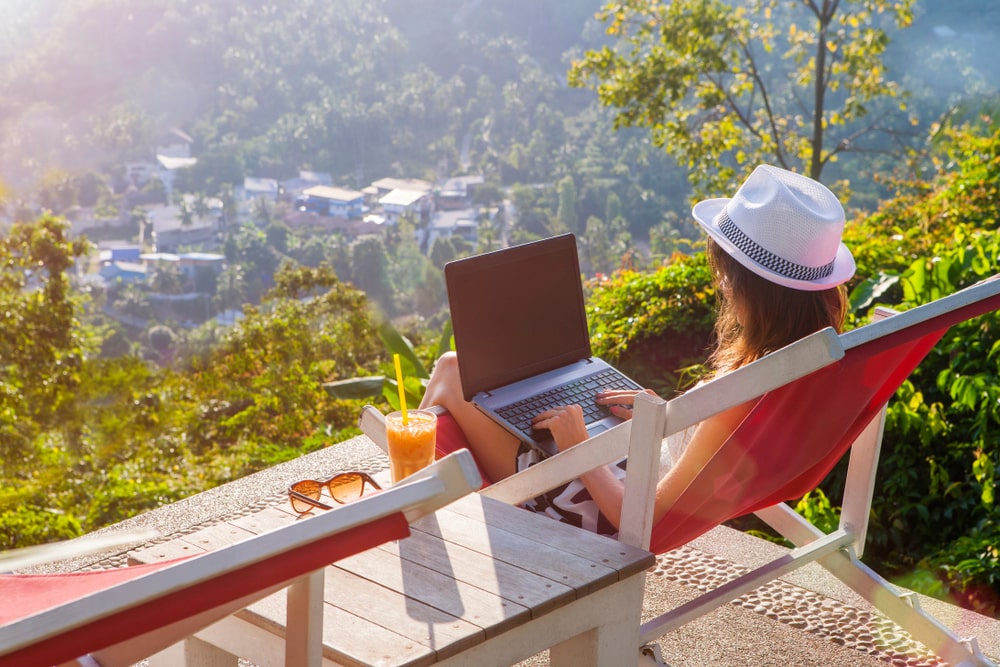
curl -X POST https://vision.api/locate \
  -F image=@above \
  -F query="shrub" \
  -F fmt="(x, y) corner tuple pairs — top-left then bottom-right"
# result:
(841, 227), (1000, 605)
(0, 506), (82, 550)
(586, 252), (716, 395)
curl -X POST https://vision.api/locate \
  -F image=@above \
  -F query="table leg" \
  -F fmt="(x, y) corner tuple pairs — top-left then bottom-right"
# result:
(549, 575), (646, 667)
(285, 569), (325, 667)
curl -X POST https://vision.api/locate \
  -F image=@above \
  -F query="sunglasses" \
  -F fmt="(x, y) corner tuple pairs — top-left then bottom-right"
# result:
(287, 471), (383, 514)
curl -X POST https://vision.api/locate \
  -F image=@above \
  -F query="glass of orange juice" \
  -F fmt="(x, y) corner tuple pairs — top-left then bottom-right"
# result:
(386, 409), (437, 483)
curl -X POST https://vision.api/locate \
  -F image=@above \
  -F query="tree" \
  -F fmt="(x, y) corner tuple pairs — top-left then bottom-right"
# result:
(252, 197), (273, 228)
(112, 283), (153, 320)
(428, 236), (454, 270)
(214, 264), (249, 313)
(88, 101), (153, 161)
(605, 192), (623, 230)
(0, 215), (90, 458)
(582, 214), (632, 276)
(265, 219), (290, 254)
(147, 325), (178, 366)
(175, 196), (194, 228)
(186, 263), (383, 453)
(568, 0), (916, 196)
(476, 208), (500, 254)
(150, 264), (187, 295)
(555, 175), (579, 235)
(351, 236), (393, 316)
(37, 169), (76, 214)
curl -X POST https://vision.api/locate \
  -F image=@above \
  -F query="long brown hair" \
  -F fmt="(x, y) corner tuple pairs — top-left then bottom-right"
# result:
(706, 239), (849, 374)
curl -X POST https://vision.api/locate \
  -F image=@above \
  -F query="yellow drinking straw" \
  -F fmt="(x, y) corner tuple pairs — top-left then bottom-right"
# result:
(393, 353), (408, 425)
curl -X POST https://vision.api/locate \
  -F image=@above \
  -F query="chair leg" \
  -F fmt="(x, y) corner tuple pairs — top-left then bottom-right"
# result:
(820, 548), (996, 667)
(638, 642), (667, 666)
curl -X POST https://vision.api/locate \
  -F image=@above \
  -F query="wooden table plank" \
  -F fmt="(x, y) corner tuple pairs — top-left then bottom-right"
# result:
(322, 562), (484, 661)
(411, 497), (621, 599)
(445, 493), (655, 578)
(337, 539), (531, 638)
(377, 528), (574, 616)
(241, 585), (435, 667)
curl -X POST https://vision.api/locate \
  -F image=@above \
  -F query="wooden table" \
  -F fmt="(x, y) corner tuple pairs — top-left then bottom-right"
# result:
(130, 491), (654, 667)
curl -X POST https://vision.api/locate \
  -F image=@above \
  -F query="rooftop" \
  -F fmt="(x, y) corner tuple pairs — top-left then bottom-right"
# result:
(303, 185), (365, 202)
(372, 177), (433, 193)
(379, 188), (429, 207)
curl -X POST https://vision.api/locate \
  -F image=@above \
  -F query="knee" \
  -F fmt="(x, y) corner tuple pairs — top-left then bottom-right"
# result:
(422, 352), (462, 406)
(433, 351), (460, 378)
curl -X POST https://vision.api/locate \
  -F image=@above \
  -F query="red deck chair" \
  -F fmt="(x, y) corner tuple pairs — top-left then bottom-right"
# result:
(360, 275), (1000, 666)
(0, 450), (481, 667)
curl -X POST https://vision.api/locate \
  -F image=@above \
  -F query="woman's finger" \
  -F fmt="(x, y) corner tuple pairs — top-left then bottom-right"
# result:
(532, 404), (576, 424)
(609, 404), (634, 418)
(595, 391), (639, 404)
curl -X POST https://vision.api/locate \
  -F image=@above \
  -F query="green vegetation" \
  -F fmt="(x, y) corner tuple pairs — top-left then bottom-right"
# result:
(568, 0), (915, 195)
(1, 231), (385, 547)
(2, 0), (1000, 619)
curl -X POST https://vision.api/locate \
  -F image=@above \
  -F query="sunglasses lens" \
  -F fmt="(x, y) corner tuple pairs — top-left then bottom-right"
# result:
(328, 473), (365, 503)
(289, 494), (312, 514)
(289, 480), (322, 513)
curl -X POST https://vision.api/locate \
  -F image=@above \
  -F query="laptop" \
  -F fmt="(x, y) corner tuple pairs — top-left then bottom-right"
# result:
(444, 233), (642, 457)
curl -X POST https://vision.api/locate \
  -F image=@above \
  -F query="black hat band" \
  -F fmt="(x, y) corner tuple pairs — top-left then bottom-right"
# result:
(718, 211), (835, 283)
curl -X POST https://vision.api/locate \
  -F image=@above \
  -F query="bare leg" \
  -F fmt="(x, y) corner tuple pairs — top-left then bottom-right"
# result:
(420, 352), (520, 481)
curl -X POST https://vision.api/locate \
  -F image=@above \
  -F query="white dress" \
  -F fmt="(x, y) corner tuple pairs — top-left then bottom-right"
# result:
(517, 426), (697, 536)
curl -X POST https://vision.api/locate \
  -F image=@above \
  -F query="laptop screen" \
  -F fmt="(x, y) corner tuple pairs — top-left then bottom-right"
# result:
(445, 234), (592, 401)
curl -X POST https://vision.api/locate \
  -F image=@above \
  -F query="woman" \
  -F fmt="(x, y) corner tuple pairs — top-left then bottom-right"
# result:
(420, 164), (855, 533)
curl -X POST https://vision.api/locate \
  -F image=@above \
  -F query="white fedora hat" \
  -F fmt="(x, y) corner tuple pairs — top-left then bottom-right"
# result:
(692, 165), (855, 291)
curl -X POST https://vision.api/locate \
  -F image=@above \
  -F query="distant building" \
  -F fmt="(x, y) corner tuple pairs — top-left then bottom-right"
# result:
(243, 177), (280, 202)
(141, 251), (225, 281)
(178, 252), (225, 280)
(370, 177), (433, 199)
(156, 128), (194, 159)
(146, 199), (220, 252)
(99, 260), (148, 285)
(156, 155), (198, 199)
(436, 175), (484, 210)
(379, 188), (433, 224)
(296, 186), (365, 219)
(426, 208), (481, 250)
(283, 171), (333, 199)
(98, 243), (142, 263)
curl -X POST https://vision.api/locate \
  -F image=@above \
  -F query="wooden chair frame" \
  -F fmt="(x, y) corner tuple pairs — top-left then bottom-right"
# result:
(0, 450), (482, 667)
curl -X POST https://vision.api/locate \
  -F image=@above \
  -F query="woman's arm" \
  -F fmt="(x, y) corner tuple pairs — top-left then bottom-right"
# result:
(650, 401), (753, 523)
(532, 403), (629, 526)
(533, 399), (754, 530)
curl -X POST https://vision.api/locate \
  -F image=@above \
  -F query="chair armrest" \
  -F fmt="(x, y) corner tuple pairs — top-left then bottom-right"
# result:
(481, 420), (632, 505)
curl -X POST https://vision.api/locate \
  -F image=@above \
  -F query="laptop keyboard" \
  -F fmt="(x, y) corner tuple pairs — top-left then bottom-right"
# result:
(495, 368), (641, 441)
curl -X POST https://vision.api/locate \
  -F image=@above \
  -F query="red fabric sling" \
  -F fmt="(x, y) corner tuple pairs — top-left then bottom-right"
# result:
(0, 512), (410, 666)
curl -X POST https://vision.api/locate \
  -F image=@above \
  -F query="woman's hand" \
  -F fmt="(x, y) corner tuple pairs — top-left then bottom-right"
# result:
(595, 388), (659, 420)
(532, 405), (589, 452)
